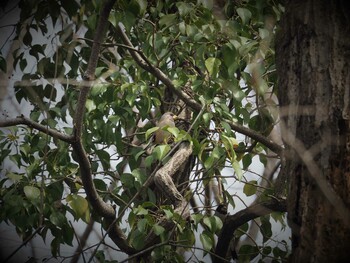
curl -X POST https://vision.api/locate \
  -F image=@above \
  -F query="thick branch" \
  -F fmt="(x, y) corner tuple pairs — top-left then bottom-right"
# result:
(115, 25), (202, 112)
(69, 0), (134, 254)
(145, 142), (193, 246)
(0, 115), (73, 143)
(226, 120), (284, 156)
(74, 0), (116, 135)
(214, 198), (287, 263)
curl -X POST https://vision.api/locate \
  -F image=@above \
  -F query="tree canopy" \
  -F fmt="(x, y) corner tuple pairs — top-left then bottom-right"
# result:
(0, 0), (289, 262)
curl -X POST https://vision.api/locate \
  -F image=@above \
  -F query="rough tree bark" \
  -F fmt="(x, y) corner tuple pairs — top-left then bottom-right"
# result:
(276, 1), (350, 262)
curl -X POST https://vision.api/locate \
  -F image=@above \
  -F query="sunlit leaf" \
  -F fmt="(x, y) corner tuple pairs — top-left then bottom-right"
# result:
(154, 144), (171, 161)
(145, 126), (159, 140)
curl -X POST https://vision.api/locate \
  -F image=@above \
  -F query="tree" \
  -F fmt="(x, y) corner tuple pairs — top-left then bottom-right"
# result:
(0, 0), (289, 262)
(276, 0), (350, 262)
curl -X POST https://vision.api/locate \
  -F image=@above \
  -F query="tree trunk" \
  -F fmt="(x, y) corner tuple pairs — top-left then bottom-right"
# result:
(276, 0), (350, 262)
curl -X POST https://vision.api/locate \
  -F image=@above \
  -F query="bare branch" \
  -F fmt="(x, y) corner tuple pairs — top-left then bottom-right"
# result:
(0, 115), (73, 143)
(214, 198), (287, 263)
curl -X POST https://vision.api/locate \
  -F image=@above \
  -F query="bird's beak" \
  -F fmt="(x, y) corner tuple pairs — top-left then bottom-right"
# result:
(173, 115), (178, 120)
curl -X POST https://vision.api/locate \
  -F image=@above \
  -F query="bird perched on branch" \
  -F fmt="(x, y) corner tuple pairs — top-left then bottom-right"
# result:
(155, 112), (177, 144)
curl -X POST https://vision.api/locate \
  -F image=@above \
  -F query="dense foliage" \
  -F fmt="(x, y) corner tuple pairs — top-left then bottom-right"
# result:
(0, 0), (288, 262)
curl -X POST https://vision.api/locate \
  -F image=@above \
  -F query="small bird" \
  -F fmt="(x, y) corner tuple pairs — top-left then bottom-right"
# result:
(155, 112), (177, 144)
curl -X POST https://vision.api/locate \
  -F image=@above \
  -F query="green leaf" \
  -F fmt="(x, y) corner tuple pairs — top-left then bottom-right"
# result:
(273, 246), (288, 258)
(51, 237), (60, 258)
(87, 13), (97, 29)
(24, 185), (40, 201)
(200, 231), (213, 252)
(145, 126), (159, 140)
(131, 168), (146, 184)
(85, 99), (96, 112)
(221, 135), (239, 153)
(136, 0), (147, 15)
(236, 7), (252, 25)
(96, 149), (110, 170)
(238, 244), (259, 261)
(91, 83), (108, 96)
(93, 179), (107, 191)
(167, 127), (179, 138)
(66, 194), (89, 220)
(60, 0), (79, 17)
(207, 145), (224, 168)
(130, 229), (146, 250)
(232, 160), (243, 181)
(120, 173), (134, 188)
(153, 144), (171, 161)
(261, 216), (272, 243)
(202, 112), (212, 126)
(50, 211), (66, 227)
(6, 172), (23, 182)
(222, 44), (237, 68)
(137, 218), (148, 232)
(159, 14), (177, 28)
(153, 224), (165, 236)
(191, 213), (203, 226)
(205, 57), (221, 77)
(134, 205), (148, 216)
(108, 115), (120, 124)
(163, 209), (173, 219)
(176, 2), (193, 16)
(242, 154), (252, 170)
(203, 215), (223, 233)
(243, 180), (257, 196)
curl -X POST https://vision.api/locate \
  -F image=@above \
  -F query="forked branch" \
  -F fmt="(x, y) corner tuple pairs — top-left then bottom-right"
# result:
(214, 198), (287, 263)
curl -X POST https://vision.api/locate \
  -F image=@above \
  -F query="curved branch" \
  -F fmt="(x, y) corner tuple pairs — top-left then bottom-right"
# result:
(115, 25), (202, 112)
(226, 120), (284, 156)
(0, 115), (73, 143)
(213, 198), (287, 263)
(145, 142), (193, 247)
(70, 0), (134, 254)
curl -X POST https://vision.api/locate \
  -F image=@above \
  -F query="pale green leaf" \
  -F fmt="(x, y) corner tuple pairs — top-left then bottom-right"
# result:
(24, 185), (40, 201)
(6, 172), (23, 182)
(205, 57), (221, 77)
(164, 209), (173, 219)
(145, 126), (159, 140)
(154, 144), (171, 161)
(167, 127), (179, 138)
(232, 160), (243, 181)
(200, 232), (213, 251)
(85, 99), (96, 112)
(66, 194), (89, 220)
(134, 205), (148, 215)
(153, 224), (165, 236)
(237, 7), (252, 25)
